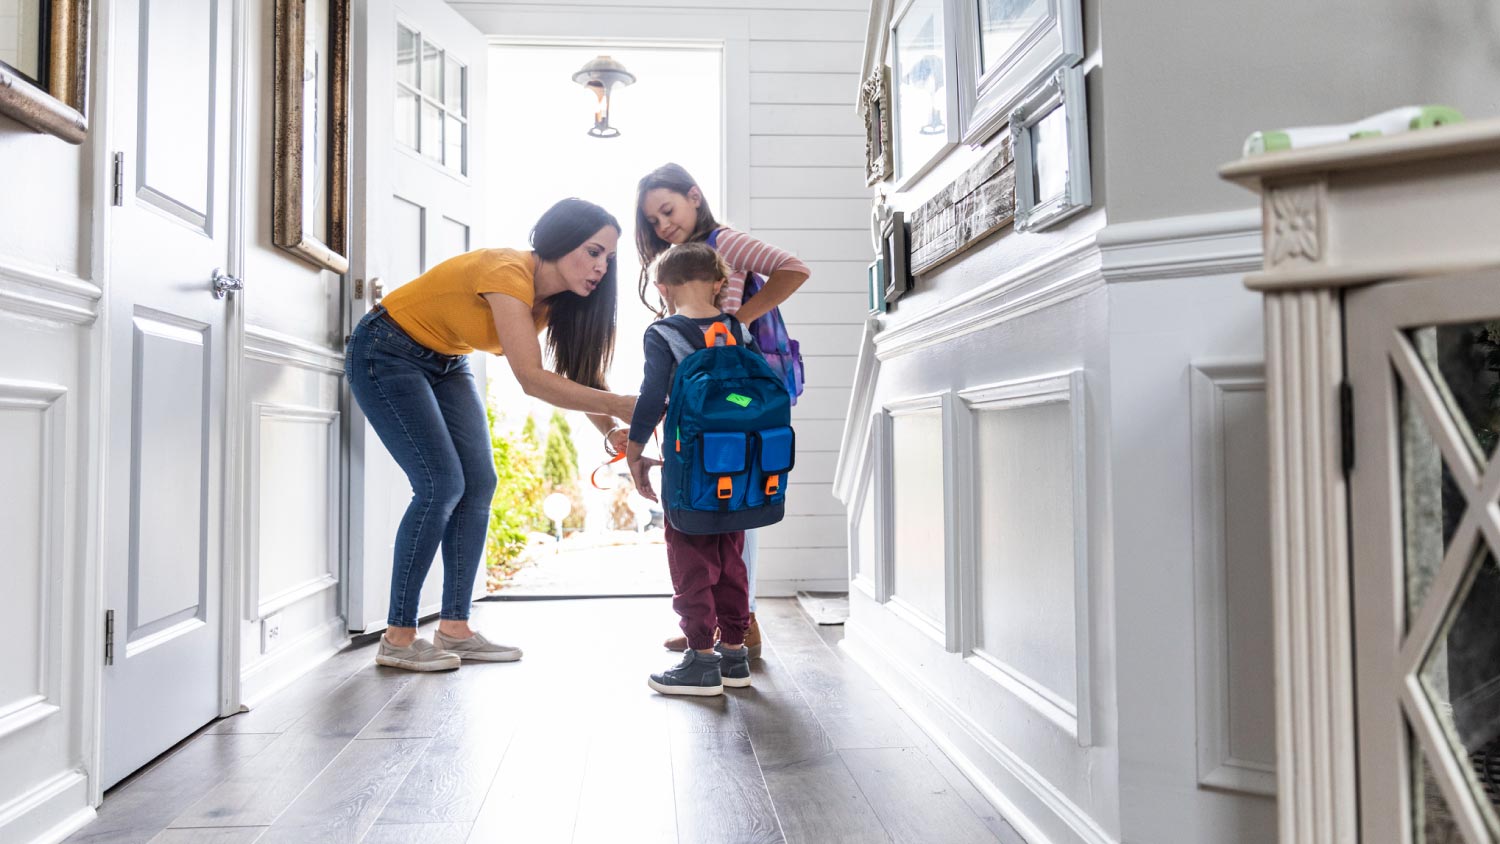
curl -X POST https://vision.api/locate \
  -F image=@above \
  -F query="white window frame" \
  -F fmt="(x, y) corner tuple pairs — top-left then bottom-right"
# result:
(396, 19), (470, 176)
(956, 0), (1084, 145)
(887, 0), (963, 188)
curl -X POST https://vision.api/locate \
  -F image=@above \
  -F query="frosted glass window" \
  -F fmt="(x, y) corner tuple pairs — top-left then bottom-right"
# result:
(892, 0), (947, 178)
(974, 400), (1077, 705)
(394, 25), (467, 173)
(891, 411), (947, 626)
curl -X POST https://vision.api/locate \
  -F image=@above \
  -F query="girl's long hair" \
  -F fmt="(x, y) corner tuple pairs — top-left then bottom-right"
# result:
(531, 198), (620, 390)
(634, 163), (721, 317)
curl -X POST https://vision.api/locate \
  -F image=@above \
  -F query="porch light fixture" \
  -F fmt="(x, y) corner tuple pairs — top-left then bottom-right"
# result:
(572, 55), (635, 138)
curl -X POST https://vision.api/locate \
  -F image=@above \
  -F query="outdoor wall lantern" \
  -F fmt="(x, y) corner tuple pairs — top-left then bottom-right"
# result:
(572, 55), (635, 138)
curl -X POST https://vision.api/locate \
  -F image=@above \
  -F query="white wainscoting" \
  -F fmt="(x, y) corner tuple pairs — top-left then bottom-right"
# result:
(957, 371), (1092, 746)
(0, 380), (67, 741)
(249, 403), (340, 619)
(883, 392), (958, 649)
(1189, 362), (1275, 796)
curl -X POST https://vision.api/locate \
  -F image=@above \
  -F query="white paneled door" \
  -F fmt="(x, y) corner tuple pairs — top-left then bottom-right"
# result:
(101, 0), (234, 788)
(347, 0), (486, 632)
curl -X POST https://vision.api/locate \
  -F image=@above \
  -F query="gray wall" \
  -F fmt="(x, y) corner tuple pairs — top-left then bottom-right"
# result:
(1101, 0), (1500, 223)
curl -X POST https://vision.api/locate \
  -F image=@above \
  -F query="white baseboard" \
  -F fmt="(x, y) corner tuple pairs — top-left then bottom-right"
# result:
(239, 618), (350, 710)
(841, 620), (1118, 844)
(0, 770), (92, 844)
(757, 578), (849, 598)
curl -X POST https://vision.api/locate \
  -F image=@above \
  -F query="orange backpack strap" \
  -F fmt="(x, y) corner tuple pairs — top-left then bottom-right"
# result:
(702, 321), (737, 347)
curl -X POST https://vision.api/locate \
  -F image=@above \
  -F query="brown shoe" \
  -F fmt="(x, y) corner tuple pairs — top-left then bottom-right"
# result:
(745, 613), (762, 660)
(663, 633), (688, 651)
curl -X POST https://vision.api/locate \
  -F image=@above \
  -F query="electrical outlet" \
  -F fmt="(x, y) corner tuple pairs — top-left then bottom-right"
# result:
(261, 613), (282, 654)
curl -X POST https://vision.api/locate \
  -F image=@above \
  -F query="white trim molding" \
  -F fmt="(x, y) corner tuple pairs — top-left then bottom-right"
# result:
(874, 232), (1102, 360)
(846, 409), (882, 601)
(244, 325), (346, 376)
(834, 317), (881, 506)
(1189, 361), (1275, 796)
(0, 257), (101, 325)
(1096, 208), (1263, 285)
(246, 403), (341, 621)
(956, 370), (1092, 746)
(843, 620), (1119, 844)
(882, 391), (960, 650)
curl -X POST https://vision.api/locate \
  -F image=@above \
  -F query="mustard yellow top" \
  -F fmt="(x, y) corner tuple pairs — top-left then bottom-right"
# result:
(380, 248), (548, 356)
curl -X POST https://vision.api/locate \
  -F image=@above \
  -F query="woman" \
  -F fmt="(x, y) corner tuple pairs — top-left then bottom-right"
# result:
(346, 198), (636, 671)
(635, 163), (811, 658)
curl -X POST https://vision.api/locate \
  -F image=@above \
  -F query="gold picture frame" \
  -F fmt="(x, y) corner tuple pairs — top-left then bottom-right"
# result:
(273, 0), (349, 273)
(0, 0), (91, 144)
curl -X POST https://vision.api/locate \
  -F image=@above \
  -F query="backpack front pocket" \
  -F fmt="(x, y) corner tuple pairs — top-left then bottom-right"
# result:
(688, 432), (749, 510)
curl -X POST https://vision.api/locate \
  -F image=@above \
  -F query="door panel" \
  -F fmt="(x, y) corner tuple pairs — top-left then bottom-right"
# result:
(103, 0), (232, 788)
(347, 0), (486, 633)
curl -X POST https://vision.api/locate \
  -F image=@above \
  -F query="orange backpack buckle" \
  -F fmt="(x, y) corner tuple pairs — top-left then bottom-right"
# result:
(764, 474), (780, 496)
(717, 477), (734, 500)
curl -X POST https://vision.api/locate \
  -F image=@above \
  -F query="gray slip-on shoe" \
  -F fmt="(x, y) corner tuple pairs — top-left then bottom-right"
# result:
(433, 630), (523, 662)
(375, 636), (461, 672)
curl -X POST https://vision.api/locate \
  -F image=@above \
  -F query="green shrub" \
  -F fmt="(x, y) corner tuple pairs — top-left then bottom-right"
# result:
(485, 404), (546, 583)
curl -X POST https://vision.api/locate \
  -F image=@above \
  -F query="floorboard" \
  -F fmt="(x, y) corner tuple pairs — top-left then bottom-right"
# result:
(68, 598), (1020, 844)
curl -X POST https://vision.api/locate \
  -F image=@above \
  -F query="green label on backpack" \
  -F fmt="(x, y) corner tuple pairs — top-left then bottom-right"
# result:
(725, 393), (752, 408)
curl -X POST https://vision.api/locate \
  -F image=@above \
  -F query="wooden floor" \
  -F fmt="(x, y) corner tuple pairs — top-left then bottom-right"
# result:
(66, 597), (1025, 844)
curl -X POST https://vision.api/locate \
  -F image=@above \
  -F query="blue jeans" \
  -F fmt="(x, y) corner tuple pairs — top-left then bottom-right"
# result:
(345, 308), (496, 628)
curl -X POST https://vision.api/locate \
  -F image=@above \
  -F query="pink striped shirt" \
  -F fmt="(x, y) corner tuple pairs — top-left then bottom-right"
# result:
(710, 227), (810, 315)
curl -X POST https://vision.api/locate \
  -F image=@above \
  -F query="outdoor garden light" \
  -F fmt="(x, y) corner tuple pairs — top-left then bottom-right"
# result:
(571, 55), (636, 138)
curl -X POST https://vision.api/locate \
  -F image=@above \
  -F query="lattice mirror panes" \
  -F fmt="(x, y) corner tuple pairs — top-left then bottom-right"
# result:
(1391, 315), (1500, 840)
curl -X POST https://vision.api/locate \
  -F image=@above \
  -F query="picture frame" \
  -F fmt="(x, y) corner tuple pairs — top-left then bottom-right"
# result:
(883, 210), (911, 305)
(273, 0), (350, 273)
(1010, 66), (1091, 233)
(889, 0), (959, 186)
(867, 256), (887, 315)
(0, 0), (90, 143)
(957, 0), (1084, 145)
(859, 66), (894, 186)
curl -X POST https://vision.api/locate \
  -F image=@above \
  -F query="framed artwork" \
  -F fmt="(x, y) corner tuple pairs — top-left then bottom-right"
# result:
(860, 66), (894, 186)
(1011, 66), (1091, 233)
(0, 0), (90, 143)
(867, 256), (887, 315)
(273, 0), (351, 273)
(883, 210), (911, 305)
(957, 0), (1084, 145)
(890, 0), (958, 185)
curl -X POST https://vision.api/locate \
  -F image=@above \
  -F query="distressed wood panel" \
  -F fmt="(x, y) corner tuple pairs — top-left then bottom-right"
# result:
(909, 138), (1017, 275)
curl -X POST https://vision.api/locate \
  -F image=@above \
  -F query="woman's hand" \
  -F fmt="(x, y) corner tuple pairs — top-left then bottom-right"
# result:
(605, 427), (630, 457)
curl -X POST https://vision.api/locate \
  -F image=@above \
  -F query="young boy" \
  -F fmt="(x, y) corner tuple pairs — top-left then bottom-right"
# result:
(626, 243), (753, 696)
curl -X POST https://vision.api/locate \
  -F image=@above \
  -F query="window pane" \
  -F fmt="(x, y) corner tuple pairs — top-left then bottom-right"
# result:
(977, 0), (1048, 75)
(445, 115), (465, 174)
(422, 39), (442, 100)
(421, 100), (443, 159)
(396, 25), (418, 88)
(395, 87), (418, 150)
(893, 0), (947, 178)
(445, 57), (465, 114)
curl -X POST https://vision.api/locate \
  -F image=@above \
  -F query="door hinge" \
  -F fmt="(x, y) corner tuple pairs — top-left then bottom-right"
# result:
(104, 609), (115, 665)
(353, 277), (364, 299)
(111, 152), (124, 207)
(1339, 380), (1355, 474)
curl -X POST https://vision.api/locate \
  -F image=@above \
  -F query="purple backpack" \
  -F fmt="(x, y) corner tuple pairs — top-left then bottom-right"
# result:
(706, 229), (806, 405)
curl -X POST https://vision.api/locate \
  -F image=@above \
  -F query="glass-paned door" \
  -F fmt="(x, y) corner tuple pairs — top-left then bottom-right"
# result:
(1350, 270), (1500, 843)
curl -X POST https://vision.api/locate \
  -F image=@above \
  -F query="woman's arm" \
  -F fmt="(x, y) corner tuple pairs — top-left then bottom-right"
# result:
(485, 293), (635, 420)
(734, 268), (808, 325)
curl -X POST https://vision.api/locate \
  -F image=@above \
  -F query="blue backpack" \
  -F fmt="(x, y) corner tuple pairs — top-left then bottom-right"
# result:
(706, 228), (806, 405)
(656, 315), (795, 535)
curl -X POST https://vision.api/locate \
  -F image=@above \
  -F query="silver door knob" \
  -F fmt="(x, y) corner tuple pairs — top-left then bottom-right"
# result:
(211, 268), (243, 299)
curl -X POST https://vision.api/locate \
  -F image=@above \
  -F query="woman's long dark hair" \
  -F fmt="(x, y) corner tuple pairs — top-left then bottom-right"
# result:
(634, 163), (721, 317)
(532, 198), (620, 390)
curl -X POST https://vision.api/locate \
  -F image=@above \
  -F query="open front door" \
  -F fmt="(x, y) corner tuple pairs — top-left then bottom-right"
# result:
(347, 0), (488, 632)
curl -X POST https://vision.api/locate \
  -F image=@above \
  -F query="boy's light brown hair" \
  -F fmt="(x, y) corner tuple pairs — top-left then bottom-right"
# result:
(652, 241), (728, 287)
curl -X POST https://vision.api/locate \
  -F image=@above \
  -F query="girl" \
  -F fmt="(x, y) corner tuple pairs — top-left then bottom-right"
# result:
(635, 163), (811, 658)
(346, 198), (636, 671)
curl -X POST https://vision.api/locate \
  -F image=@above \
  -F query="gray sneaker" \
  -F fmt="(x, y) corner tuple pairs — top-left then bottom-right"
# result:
(433, 630), (522, 662)
(375, 636), (461, 672)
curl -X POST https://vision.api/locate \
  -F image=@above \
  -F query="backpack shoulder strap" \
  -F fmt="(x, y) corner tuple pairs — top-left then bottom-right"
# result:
(706, 227), (723, 249)
(651, 317), (707, 363)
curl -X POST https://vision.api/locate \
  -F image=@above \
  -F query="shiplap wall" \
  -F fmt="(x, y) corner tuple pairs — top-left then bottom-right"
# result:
(452, 0), (872, 591)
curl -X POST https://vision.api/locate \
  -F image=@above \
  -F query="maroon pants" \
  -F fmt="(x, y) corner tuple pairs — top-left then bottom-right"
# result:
(665, 522), (749, 651)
